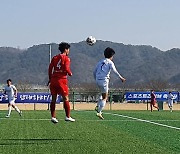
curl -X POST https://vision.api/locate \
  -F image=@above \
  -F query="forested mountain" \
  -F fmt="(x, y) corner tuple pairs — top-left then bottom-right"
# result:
(0, 41), (180, 87)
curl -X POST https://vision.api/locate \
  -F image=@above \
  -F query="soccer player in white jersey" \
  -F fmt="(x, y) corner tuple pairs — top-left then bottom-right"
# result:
(3, 79), (22, 118)
(93, 47), (126, 119)
(167, 91), (174, 112)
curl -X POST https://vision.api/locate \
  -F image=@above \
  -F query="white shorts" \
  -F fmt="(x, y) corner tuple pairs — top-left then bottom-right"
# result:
(8, 97), (16, 105)
(168, 100), (173, 107)
(96, 79), (109, 93)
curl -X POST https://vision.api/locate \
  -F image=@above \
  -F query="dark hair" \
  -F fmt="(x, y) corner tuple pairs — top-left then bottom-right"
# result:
(104, 47), (115, 58)
(58, 42), (70, 53)
(7, 79), (12, 83)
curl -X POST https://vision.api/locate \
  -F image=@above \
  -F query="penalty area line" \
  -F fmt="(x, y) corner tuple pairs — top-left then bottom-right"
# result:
(104, 112), (180, 131)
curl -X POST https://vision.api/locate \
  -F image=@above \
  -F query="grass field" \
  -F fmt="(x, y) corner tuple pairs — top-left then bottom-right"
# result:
(0, 110), (180, 154)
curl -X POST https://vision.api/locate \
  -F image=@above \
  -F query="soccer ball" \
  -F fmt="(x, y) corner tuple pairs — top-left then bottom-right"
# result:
(86, 36), (96, 46)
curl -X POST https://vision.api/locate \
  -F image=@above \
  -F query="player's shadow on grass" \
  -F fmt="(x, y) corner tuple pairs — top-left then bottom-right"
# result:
(0, 138), (75, 146)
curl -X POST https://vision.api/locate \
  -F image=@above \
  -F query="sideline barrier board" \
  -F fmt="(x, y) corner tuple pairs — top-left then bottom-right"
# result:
(0, 92), (61, 103)
(125, 91), (179, 101)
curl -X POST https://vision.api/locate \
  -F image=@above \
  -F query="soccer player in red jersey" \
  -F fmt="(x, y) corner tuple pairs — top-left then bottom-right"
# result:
(150, 90), (159, 112)
(48, 42), (75, 123)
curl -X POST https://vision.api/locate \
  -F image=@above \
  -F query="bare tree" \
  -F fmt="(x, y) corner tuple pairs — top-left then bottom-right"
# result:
(146, 79), (168, 91)
(16, 81), (32, 92)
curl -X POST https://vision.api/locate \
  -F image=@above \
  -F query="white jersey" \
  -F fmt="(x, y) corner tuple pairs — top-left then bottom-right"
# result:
(167, 93), (174, 106)
(4, 85), (17, 101)
(93, 58), (123, 80)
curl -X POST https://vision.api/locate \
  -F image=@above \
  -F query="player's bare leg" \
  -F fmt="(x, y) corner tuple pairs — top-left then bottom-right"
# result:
(169, 105), (173, 112)
(170, 107), (173, 112)
(50, 95), (58, 124)
(150, 104), (153, 112)
(12, 104), (22, 116)
(153, 104), (159, 111)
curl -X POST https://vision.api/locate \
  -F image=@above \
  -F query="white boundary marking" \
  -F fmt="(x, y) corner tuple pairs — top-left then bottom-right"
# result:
(0, 118), (50, 121)
(0, 110), (180, 130)
(0, 118), (180, 122)
(104, 112), (180, 130)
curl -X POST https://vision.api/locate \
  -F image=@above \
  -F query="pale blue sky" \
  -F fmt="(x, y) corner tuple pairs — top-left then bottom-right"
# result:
(0, 0), (180, 51)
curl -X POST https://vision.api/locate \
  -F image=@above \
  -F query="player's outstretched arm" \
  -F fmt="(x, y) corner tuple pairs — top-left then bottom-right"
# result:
(120, 77), (126, 82)
(111, 62), (126, 82)
(13, 86), (18, 98)
(3, 89), (6, 95)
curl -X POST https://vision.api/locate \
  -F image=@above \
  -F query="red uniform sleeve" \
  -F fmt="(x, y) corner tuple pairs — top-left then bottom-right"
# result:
(65, 57), (72, 76)
(48, 57), (54, 80)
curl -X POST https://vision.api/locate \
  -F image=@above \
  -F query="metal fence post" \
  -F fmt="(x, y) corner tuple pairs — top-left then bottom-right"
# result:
(34, 103), (36, 111)
(147, 101), (149, 110)
(72, 92), (75, 110)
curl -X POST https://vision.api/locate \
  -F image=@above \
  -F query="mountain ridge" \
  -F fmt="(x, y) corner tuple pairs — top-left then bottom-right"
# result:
(0, 40), (179, 86)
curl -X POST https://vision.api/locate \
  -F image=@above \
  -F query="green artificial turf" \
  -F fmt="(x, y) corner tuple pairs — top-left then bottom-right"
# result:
(0, 110), (179, 154)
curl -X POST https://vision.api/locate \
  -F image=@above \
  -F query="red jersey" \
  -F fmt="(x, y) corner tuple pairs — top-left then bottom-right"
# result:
(151, 93), (156, 102)
(48, 54), (72, 80)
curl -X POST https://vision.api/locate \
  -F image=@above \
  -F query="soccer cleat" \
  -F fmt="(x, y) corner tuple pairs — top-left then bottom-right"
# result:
(65, 117), (75, 122)
(51, 117), (59, 124)
(5, 115), (10, 118)
(95, 106), (98, 112)
(19, 111), (22, 116)
(96, 113), (104, 120)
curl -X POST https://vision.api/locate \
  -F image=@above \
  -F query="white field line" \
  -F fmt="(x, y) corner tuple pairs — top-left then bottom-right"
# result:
(0, 111), (180, 131)
(0, 117), (180, 123)
(104, 112), (180, 131)
(0, 118), (50, 121)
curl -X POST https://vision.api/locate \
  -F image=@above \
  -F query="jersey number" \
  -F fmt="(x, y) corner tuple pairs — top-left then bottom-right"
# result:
(101, 62), (105, 70)
(56, 60), (61, 69)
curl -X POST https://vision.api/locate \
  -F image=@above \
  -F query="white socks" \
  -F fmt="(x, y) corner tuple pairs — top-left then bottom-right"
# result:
(7, 106), (12, 116)
(169, 106), (173, 112)
(97, 97), (102, 108)
(8, 106), (21, 116)
(14, 106), (21, 113)
(98, 99), (106, 113)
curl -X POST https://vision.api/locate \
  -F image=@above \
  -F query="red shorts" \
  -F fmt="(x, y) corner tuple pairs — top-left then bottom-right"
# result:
(50, 78), (69, 96)
(150, 101), (156, 105)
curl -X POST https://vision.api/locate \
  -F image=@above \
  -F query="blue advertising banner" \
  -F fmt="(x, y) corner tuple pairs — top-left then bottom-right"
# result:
(0, 93), (61, 104)
(125, 92), (179, 101)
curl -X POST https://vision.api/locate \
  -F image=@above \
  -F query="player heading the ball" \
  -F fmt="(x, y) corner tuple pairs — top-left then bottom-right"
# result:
(93, 47), (126, 119)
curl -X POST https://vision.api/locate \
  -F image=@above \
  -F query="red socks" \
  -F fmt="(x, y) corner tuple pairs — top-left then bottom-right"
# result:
(50, 102), (56, 118)
(51, 101), (70, 118)
(64, 101), (70, 118)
